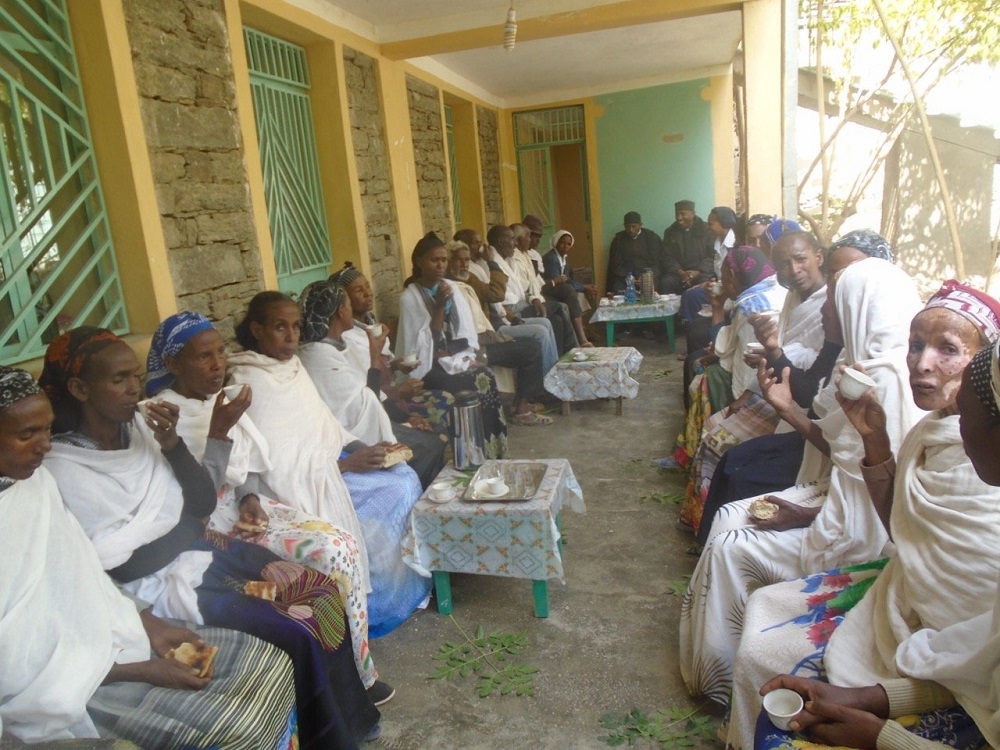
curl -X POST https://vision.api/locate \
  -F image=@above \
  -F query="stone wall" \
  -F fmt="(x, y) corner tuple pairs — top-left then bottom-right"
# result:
(406, 75), (452, 239)
(343, 47), (403, 320)
(477, 105), (505, 229)
(123, 0), (264, 341)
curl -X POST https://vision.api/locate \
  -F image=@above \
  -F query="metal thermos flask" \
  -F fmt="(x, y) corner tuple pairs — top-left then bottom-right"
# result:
(450, 390), (486, 469)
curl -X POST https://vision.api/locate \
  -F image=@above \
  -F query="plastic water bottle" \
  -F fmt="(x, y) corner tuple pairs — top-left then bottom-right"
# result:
(625, 271), (637, 304)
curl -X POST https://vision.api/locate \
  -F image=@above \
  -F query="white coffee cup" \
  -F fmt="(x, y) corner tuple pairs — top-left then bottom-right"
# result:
(136, 399), (152, 419)
(709, 281), (723, 296)
(744, 343), (765, 358)
(762, 688), (804, 731)
(486, 477), (507, 494)
(369, 323), (384, 337)
(429, 482), (454, 503)
(222, 384), (246, 401)
(838, 368), (877, 401)
(401, 352), (418, 365)
(573, 351), (588, 361)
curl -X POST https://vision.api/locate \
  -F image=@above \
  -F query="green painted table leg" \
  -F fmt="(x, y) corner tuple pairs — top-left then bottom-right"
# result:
(433, 571), (453, 614)
(605, 321), (615, 347)
(665, 315), (676, 353)
(532, 579), (549, 618)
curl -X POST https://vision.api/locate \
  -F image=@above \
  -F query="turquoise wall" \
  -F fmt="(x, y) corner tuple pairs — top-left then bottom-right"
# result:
(594, 79), (716, 252)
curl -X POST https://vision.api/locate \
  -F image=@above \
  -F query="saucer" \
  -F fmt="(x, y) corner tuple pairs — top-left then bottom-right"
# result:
(475, 480), (509, 498)
(427, 488), (456, 503)
(572, 353), (588, 361)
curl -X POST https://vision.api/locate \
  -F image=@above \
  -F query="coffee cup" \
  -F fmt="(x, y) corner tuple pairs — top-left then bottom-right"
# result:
(401, 352), (418, 365)
(838, 368), (876, 400)
(429, 482), (454, 503)
(369, 323), (384, 337)
(573, 351), (588, 361)
(222, 384), (246, 401)
(762, 688), (804, 731)
(136, 399), (152, 419)
(486, 477), (507, 494)
(709, 281), (723, 296)
(744, 343), (765, 358)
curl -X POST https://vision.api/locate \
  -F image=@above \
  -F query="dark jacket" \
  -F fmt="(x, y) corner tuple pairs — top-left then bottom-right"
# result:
(605, 228), (663, 293)
(662, 217), (714, 277)
(542, 249), (584, 292)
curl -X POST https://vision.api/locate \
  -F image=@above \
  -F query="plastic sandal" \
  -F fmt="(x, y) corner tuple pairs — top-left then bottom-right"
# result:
(511, 411), (553, 426)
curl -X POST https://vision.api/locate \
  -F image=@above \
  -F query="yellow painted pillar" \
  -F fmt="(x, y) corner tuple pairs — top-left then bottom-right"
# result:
(705, 71), (736, 209)
(583, 100), (605, 293)
(742, 0), (783, 214)
(497, 108), (521, 224)
(448, 97), (488, 235)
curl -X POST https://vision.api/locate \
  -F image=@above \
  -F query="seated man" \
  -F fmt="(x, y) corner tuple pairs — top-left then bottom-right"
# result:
(606, 211), (663, 294)
(661, 200), (714, 295)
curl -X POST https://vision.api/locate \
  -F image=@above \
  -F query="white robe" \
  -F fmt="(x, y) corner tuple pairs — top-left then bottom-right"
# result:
(395, 281), (480, 381)
(778, 285), (826, 371)
(0, 468), (149, 742)
(226, 350), (371, 592)
(715, 279), (788, 397)
(299, 340), (396, 445)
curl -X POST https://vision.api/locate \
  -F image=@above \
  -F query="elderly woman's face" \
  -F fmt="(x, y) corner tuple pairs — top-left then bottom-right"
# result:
(251, 301), (301, 362)
(957, 366), (1000, 486)
(168, 329), (227, 400)
(0, 394), (53, 480)
(907, 308), (981, 414)
(346, 277), (374, 316)
(73, 342), (143, 425)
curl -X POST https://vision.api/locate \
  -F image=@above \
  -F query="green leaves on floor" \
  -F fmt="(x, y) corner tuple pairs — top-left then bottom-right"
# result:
(428, 617), (539, 698)
(599, 705), (716, 747)
(651, 368), (674, 379)
(666, 575), (691, 597)
(638, 491), (684, 506)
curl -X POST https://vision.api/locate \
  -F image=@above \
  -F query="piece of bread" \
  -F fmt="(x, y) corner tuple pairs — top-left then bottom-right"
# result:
(748, 498), (778, 520)
(381, 443), (413, 468)
(166, 641), (218, 679)
(234, 520), (267, 534)
(243, 581), (277, 601)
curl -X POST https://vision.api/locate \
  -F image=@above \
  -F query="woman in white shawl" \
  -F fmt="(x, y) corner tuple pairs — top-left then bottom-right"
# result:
(750, 339), (1000, 750)
(38, 329), (380, 749)
(0, 367), (297, 747)
(397, 232), (508, 459)
(228, 292), (431, 639)
(679, 257), (923, 707)
(143, 311), (380, 688)
(724, 281), (1000, 750)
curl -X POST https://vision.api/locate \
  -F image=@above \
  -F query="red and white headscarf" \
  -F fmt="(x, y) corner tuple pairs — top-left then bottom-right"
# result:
(924, 280), (1000, 343)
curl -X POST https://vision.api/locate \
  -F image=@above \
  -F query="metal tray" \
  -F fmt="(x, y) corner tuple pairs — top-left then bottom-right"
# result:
(461, 461), (547, 502)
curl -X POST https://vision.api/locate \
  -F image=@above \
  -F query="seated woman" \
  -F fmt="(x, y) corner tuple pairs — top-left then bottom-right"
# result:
(694, 230), (897, 544)
(228, 293), (432, 638)
(0, 367), (296, 748)
(679, 231), (827, 537)
(144, 312), (380, 682)
(723, 281), (1000, 750)
(297, 282), (447, 487)
(668, 245), (787, 483)
(332, 262), (454, 435)
(397, 232), (509, 459)
(38, 328), (380, 749)
(752, 338), (1000, 750)
(679, 257), (922, 709)
(541, 229), (599, 331)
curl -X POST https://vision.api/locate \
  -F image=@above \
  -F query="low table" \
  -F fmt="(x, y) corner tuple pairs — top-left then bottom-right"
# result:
(401, 459), (585, 618)
(543, 346), (643, 416)
(590, 295), (681, 351)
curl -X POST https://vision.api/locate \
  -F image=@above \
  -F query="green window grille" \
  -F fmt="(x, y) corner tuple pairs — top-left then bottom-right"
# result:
(444, 104), (461, 225)
(244, 27), (332, 295)
(0, 0), (128, 364)
(513, 105), (585, 147)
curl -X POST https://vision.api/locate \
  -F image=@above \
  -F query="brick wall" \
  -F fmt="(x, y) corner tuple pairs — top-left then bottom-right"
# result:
(343, 47), (403, 320)
(405, 75), (452, 240)
(477, 105), (505, 229)
(123, 0), (264, 341)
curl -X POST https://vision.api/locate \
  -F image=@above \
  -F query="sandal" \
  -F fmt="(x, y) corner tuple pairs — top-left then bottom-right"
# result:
(511, 411), (553, 426)
(580, 341), (595, 348)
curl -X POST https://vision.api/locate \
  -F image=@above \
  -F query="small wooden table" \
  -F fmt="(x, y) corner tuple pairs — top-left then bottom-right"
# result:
(401, 459), (585, 618)
(590, 296), (681, 351)
(543, 346), (643, 416)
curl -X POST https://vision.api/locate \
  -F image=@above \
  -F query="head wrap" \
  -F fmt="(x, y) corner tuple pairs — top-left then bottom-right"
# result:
(39, 327), (123, 406)
(329, 261), (362, 290)
(829, 229), (895, 264)
(923, 281), (1000, 343)
(723, 245), (775, 291)
(522, 215), (544, 234)
(299, 280), (346, 344)
(0, 367), (42, 411)
(966, 340), (1000, 420)
(675, 200), (695, 212)
(763, 218), (802, 247)
(145, 312), (216, 396)
(624, 211), (642, 224)
(709, 206), (737, 230)
(746, 213), (774, 228)
(550, 229), (575, 252)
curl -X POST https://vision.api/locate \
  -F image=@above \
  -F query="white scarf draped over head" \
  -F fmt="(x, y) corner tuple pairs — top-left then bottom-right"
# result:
(396, 280), (480, 380)
(226, 350), (371, 592)
(0, 468), (149, 742)
(797, 258), (923, 570)
(825, 412), (1000, 686)
(778, 285), (826, 370)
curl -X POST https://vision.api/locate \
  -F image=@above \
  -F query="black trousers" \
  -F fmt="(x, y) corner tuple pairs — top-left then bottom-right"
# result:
(393, 422), (446, 490)
(485, 336), (545, 401)
(542, 282), (583, 318)
(659, 271), (711, 296)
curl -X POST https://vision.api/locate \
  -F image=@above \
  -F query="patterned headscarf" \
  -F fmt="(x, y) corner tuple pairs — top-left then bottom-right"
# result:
(145, 312), (216, 396)
(746, 213), (774, 228)
(966, 339), (1000, 420)
(39, 327), (122, 407)
(329, 261), (362, 290)
(723, 245), (775, 291)
(0, 367), (42, 410)
(829, 229), (895, 264)
(924, 281), (1000, 343)
(299, 280), (346, 344)
(763, 218), (802, 247)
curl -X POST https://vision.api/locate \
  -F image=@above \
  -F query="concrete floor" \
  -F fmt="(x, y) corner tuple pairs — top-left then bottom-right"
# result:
(373, 335), (714, 749)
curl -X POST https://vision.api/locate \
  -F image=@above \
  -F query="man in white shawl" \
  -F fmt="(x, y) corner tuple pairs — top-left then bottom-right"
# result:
(724, 281), (1000, 750)
(680, 258), (923, 707)
(0, 367), (296, 747)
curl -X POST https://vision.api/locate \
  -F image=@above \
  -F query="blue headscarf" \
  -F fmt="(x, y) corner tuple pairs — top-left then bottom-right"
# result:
(146, 311), (215, 396)
(763, 218), (802, 247)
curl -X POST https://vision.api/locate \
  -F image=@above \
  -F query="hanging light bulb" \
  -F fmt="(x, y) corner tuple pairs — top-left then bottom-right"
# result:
(503, 3), (517, 51)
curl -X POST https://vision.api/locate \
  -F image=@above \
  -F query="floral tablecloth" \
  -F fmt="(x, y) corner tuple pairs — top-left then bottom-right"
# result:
(590, 296), (680, 323)
(543, 346), (643, 402)
(402, 459), (585, 582)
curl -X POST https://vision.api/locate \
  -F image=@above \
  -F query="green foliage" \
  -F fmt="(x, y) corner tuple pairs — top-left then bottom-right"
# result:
(651, 368), (673, 379)
(599, 706), (716, 748)
(666, 575), (691, 597)
(624, 457), (653, 474)
(428, 619), (539, 698)
(638, 491), (684, 506)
